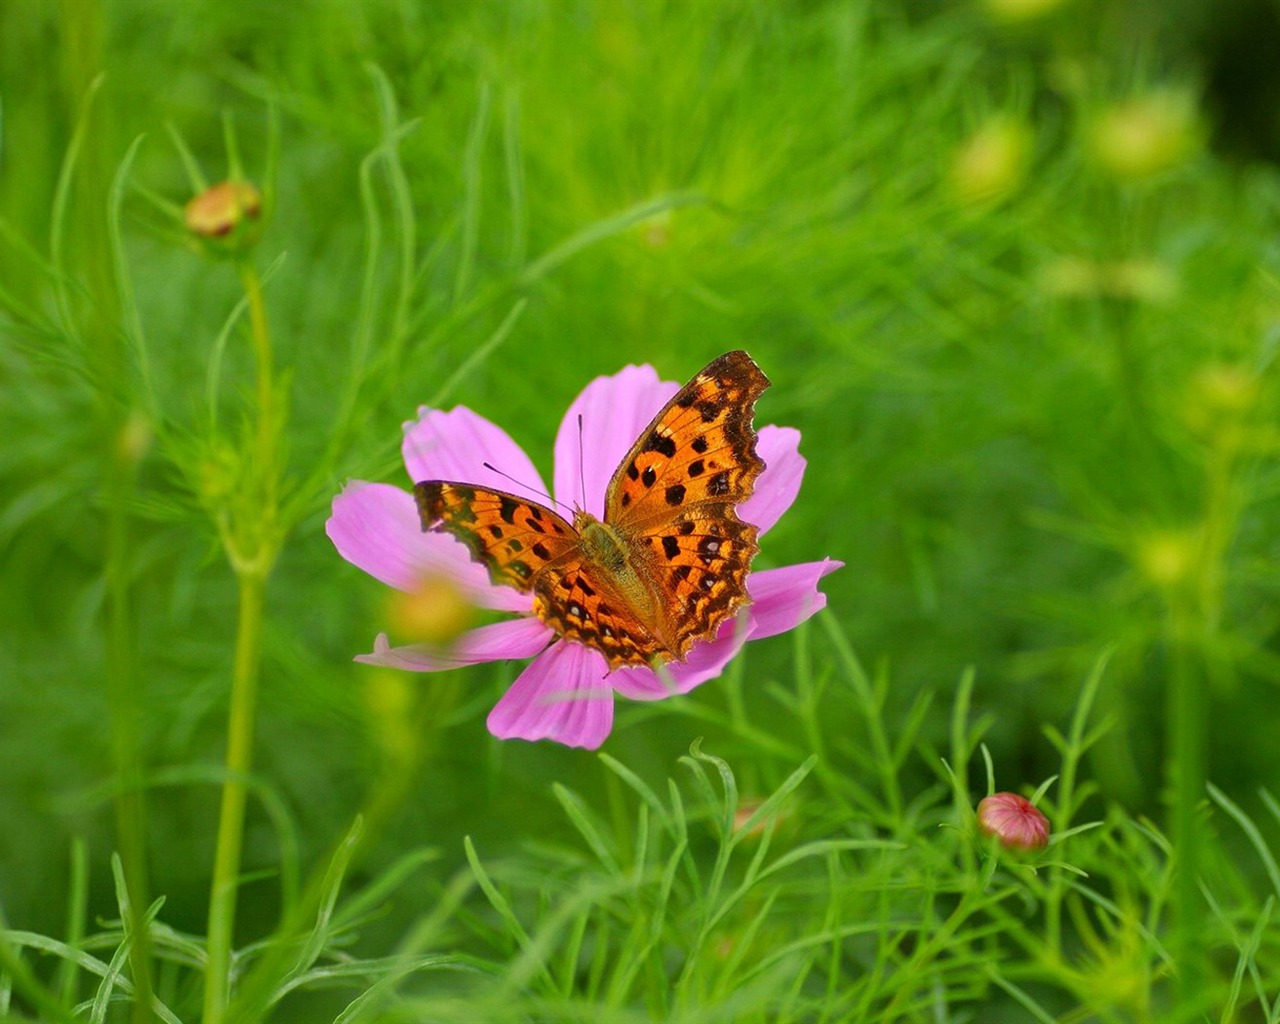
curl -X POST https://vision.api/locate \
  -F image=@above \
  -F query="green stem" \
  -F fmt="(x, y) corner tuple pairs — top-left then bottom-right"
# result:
(203, 567), (267, 1024)
(238, 260), (277, 511)
(1166, 433), (1235, 1017)
(1167, 598), (1203, 1020)
(105, 433), (154, 1022)
(204, 258), (279, 1022)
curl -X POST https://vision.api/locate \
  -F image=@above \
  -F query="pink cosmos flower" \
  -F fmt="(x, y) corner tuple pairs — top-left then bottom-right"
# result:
(326, 360), (841, 750)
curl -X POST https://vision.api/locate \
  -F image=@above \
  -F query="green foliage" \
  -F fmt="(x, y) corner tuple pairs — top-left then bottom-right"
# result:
(2, 0), (1280, 1019)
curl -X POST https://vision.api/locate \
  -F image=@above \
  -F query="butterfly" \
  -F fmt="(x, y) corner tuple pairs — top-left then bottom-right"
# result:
(414, 350), (770, 670)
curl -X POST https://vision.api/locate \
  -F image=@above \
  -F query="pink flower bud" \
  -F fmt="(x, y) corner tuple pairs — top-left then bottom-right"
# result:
(977, 792), (1050, 851)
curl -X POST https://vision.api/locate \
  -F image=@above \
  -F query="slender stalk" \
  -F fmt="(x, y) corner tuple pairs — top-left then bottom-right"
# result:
(203, 258), (280, 1023)
(1166, 417), (1238, 1018)
(1167, 596), (1203, 1020)
(203, 567), (267, 1023)
(239, 260), (278, 513)
(105, 431), (154, 1023)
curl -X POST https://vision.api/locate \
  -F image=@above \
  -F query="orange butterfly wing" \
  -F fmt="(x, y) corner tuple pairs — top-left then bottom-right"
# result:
(602, 349), (770, 660)
(413, 483), (578, 591)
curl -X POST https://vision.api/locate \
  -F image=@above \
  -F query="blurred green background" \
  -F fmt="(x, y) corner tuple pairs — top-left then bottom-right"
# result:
(3, 0), (1280, 1015)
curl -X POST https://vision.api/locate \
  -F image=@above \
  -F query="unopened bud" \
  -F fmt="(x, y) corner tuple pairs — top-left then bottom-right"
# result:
(115, 409), (152, 466)
(1136, 530), (1195, 589)
(1088, 92), (1200, 180)
(982, 0), (1069, 23)
(184, 180), (263, 240)
(949, 116), (1031, 205)
(977, 792), (1050, 851)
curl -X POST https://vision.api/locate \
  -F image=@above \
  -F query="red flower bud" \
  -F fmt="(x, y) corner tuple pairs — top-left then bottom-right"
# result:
(977, 792), (1050, 851)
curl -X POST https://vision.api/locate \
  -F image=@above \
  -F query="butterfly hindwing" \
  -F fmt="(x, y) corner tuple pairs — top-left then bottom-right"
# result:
(642, 512), (758, 653)
(414, 482), (579, 592)
(532, 559), (667, 668)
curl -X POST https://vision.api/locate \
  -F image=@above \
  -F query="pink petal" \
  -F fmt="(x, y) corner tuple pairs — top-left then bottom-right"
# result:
(553, 364), (679, 517)
(402, 406), (548, 506)
(326, 482), (531, 612)
(355, 618), (553, 671)
(487, 641), (615, 749)
(740, 426), (805, 536)
(610, 613), (752, 701)
(746, 559), (842, 639)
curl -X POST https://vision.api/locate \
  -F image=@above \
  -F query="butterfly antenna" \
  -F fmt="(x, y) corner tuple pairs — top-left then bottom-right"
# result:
(577, 414), (588, 512)
(480, 462), (574, 517)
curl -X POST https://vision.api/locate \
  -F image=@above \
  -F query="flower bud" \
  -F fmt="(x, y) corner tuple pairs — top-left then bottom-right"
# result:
(1182, 363), (1259, 449)
(732, 797), (780, 839)
(1191, 364), (1258, 418)
(977, 792), (1050, 851)
(981, 0), (1069, 23)
(184, 180), (264, 251)
(115, 409), (152, 466)
(949, 116), (1031, 205)
(1136, 530), (1195, 589)
(1087, 92), (1201, 180)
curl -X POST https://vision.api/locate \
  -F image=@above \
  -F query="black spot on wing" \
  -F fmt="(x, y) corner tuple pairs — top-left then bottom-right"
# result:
(645, 430), (675, 458)
(644, 432), (677, 458)
(665, 483), (686, 506)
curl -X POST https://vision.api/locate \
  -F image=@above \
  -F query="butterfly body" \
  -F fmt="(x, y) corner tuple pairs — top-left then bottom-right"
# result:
(415, 350), (770, 670)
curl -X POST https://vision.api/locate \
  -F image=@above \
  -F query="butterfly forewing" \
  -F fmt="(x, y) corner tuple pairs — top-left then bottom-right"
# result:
(414, 482), (579, 592)
(604, 350), (770, 530)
